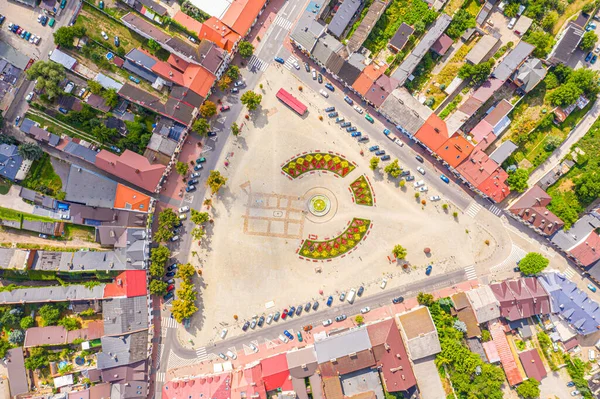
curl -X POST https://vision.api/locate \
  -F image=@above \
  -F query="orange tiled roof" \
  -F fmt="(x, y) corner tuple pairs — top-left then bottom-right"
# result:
(221, 0), (267, 36)
(183, 64), (217, 97)
(199, 17), (241, 52)
(151, 60), (185, 86)
(103, 271), (148, 298)
(173, 11), (203, 34)
(414, 114), (450, 153)
(477, 168), (510, 203)
(167, 53), (190, 72)
(352, 64), (387, 97)
(114, 184), (151, 212)
(436, 135), (474, 168)
(490, 320), (523, 386)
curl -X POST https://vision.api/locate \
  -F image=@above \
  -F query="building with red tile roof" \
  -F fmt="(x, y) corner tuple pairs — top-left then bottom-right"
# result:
(508, 186), (564, 236)
(367, 319), (417, 392)
(231, 363), (267, 399)
(569, 231), (600, 267)
(114, 184), (151, 212)
(474, 131), (496, 151)
(431, 33), (453, 56)
(518, 349), (547, 381)
(414, 114), (451, 154)
(221, 0), (267, 36)
(489, 320), (523, 386)
(319, 350), (376, 377)
(95, 150), (166, 192)
(490, 282), (521, 321)
(364, 74), (398, 108)
(103, 270), (148, 298)
(523, 277), (551, 315)
(507, 279), (535, 319)
(167, 53), (190, 72)
(260, 353), (293, 391)
(469, 120), (493, 144)
(477, 167), (510, 203)
(455, 149), (498, 188)
(173, 10), (204, 35)
(352, 63), (387, 97)
(482, 341), (501, 363)
(198, 17), (241, 52)
(436, 135), (474, 169)
(163, 373), (233, 399)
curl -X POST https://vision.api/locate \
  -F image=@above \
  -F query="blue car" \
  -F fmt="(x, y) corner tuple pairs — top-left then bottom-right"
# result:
(588, 284), (597, 293)
(426, 265), (432, 275)
(592, 55), (598, 64)
(383, 128), (390, 136)
(325, 82), (335, 91)
(340, 122), (351, 128)
(163, 292), (174, 301)
(351, 132), (361, 137)
(325, 106), (335, 112)
(375, 150), (385, 156)
(288, 307), (296, 317)
(129, 75), (140, 84)
(166, 271), (176, 277)
(344, 96), (353, 105)
(346, 126), (357, 132)
(326, 296), (333, 306)
(369, 145), (379, 152)
(274, 57), (285, 64)
(381, 155), (390, 161)
(328, 112), (338, 118)
(284, 330), (294, 340)
(440, 174), (450, 184)
(586, 52), (594, 62)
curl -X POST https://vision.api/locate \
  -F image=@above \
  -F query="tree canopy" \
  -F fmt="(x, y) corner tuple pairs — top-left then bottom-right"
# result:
(18, 143), (43, 161)
(26, 61), (66, 99)
(384, 159), (402, 178)
(227, 65), (240, 80)
(149, 279), (168, 296)
(238, 41), (254, 58)
(207, 170), (227, 195)
(231, 122), (241, 136)
(200, 101), (217, 118)
(392, 244), (407, 259)
(519, 252), (549, 275)
(240, 91), (262, 111)
(58, 316), (81, 331)
(192, 118), (211, 136)
(191, 209), (210, 225)
(458, 61), (493, 84)
(446, 9), (476, 39)
(524, 31), (554, 58)
(580, 31), (598, 51)
(176, 161), (189, 176)
(507, 168), (529, 193)
(53, 26), (86, 48)
(39, 304), (61, 327)
(176, 263), (195, 280)
(516, 379), (540, 399)
(369, 157), (380, 170)
(25, 347), (49, 370)
(150, 245), (170, 277)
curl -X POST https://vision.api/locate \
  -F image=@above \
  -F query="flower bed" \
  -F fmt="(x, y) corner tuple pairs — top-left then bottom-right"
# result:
(349, 175), (374, 206)
(282, 152), (356, 178)
(299, 218), (371, 259)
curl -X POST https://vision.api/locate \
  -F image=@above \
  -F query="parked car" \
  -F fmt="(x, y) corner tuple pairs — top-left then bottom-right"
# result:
(571, 391), (581, 396)
(357, 286), (364, 296)
(219, 353), (228, 360)
(295, 306), (302, 316)
(288, 307), (296, 317)
(405, 175), (415, 181)
(179, 206), (190, 213)
(340, 122), (351, 128)
(392, 296), (404, 304)
(249, 343), (259, 352)
(369, 145), (379, 152)
(281, 310), (287, 320)
(257, 316), (265, 327)
(335, 314), (347, 322)
(234, 80), (245, 87)
(346, 126), (357, 132)
(326, 296), (333, 306)
(312, 69), (317, 80)
(231, 88), (239, 93)
(297, 331), (303, 342)
(325, 106), (335, 112)
(358, 136), (369, 142)
(101, 31), (109, 40)
(284, 330), (294, 340)
(114, 36), (120, 47)
(383, 128), (391, 136)
(360, 307), (370, 314)
(191, 172), (200, 178)
(417, 186), (428, 192)
(375, 150), (385, 156)
(588, 284), (597, 293)
(60, 0), (67, 8)
(250, 319), (257, 329)
(273, 311), (280, 321)
(304, 325), (313, 331)
(567, 382), (575, 387)
(426, 265), (433, 275)
(163, 292), (174, 301)
(170, 235), (179, 242)
(335, 117), (345, 123)
(207, 131), (217, 137)
(415, 155), (424, 162)
(365, 114), (374, 123)
(351, 132), (361, 137)
(353, 105), (363, 114)
(25, 92), (34, 102)
(14, 116), (21, 126)
(325, 82), (335, 91)
(266, 314), (273, 324)
(381, 279), (388, 289)
(129, 75), (141, 84)
(292, 61), (300, 70)
(592, 55), (597, 64)
(48, 18), (55, 27)
(381, 155), (390, 161)
(167, 284), (175, 292)
(323, 319), (333, 326)
(167, 263), (178, 271)
(339, 292), (346, 301)
(318, 73), (323, 83)
(187, 179), (198, 185)
(165, 271), (176, 277)
(274, 56), (285, 64)
(328, 112), (338, 118)
(194, 164), (202, 171)
(196, 157), (206, 163)
(440, 174), (450, 183)
(242, 321), (250, 331)
(304, 62), (310, 72)
(220, 105), (230, 111)
(304, 303), (311, 312)
(38, 234), (48, 239)
(414, 180), (425, 188)
(279, 334), (289, 343)
(430, 195), (441, 201)
(344, 96), (353, 105)
(186, 185), (197, 192)
(312, 301), (319, 310)
(417, 167), (425, 175)
(319, 89), (329, 98)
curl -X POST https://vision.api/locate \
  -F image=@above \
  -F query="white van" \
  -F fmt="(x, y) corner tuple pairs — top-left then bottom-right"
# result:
(380, 279), (388, 289)
(508, 17), (517, 29)
(347, 288), (356, 304)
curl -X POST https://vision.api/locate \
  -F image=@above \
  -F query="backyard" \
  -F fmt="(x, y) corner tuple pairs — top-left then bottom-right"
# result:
(443, 0), (481, 19)
(21, 153), (63, 197)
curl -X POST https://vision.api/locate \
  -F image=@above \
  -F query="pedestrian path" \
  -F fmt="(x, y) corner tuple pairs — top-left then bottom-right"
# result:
(564, 267), (576, 279)
(162, 316), (178, 329)
(196, 346), (208, 361)
(464, 265), (477, 280)
(284, 55), (299, 70)
(273, 14), (293, 30)
(489, 204), (503, 216)
(465, 202), (482, 218)
(491, 244), (527, 271)
(248, 55), (269, 72)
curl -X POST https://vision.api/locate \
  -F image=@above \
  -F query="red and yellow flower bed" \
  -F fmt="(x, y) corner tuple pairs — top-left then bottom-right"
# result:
(299, 218), (371, 259)
(349, 175), (374, 206)
(282, 153), (356, 178)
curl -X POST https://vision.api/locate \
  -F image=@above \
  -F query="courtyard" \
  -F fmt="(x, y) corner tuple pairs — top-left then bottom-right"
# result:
(179, 66), (500, 344)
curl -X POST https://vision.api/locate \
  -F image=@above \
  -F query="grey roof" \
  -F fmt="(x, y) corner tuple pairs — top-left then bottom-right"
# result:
(91, 227), (148, 270)
(0, 284), (106, 304)
(465, 285), (500, 323)
(312, 34), (344, 66)
(65, 164), (118, 208)
(314, 328), (371, 364)
(62, 141), (98, 163)
(0, 248), (28, 270)
(102, 296), (149, 336)
(97, 330), (149, 369)
(12, 0), (36, 7)
(379, 88), (432, 135)
(340, 368), (384, 399)
(391, 14), (452, 85)
(328, 0), (362, 38)
(492, 41), (535, 81)
(389, 23), (414, 51)
(347, 0), (387, 53)
(198, 40), (225, 75)
(50, 49), (77, 69)
(0, 41), (32, 70)
(95, 73), (124, 91)
(286, 347), (318, 378)
(123, 60), (158, 83)
(136, 0), (167, 15)
(170, 86), (204, 109)
(476, 0), (494, 25)
(147, 133), (178, 156)
(22, 220), (61, 236)
(552, 214), (600, 251)
(466, 35), (499, 64)
(514, 58), (547, 93)
(111, 382), (149, 399)
(28, 126), (61, 147)
(6, 348), (28, 397)
(0, 144), (24, 181)
(100, 360), (148, 383)
(489, 140), (517, 164)
(326, 51), (346, 75)
(549, 22), (584, 65)
(20, 118), (36, 134)
(291, 19), (326, 53)
(125, 49), (158, 69)
(338, 60), (362, 85)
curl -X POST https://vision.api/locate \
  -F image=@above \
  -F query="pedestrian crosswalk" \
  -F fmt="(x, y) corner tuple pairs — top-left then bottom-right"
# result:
(247, 55), (269, 72)
(465, 202), (483, 218)
(196, 346), (208, 361)
(564, 267), (576, 279)
(464, 265), (477, 280)
(168, 350), (200, 370)
(162, 316), (178, 329)
(488, 204), (503, 216)
(491, 244), (528, 271)
(273, 14), (293, 30)
(156, 372), (165, 383)
(284, 55), (299, 70)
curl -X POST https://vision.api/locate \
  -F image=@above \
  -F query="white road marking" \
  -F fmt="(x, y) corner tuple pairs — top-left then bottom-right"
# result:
(563, 267), (576, 279)
(464, 265), (477, 280)
(248, 55), (269, 72)
(284, 55), (298, 70)
(196, 346), (208, 361)
(465, 202), (483, 218)
(162, 317), (178, 328)
(156, 372), (165, 383)
(488, 204), (502, 216)
(491, 244), (527, 271)
(273, 15), (292, 30)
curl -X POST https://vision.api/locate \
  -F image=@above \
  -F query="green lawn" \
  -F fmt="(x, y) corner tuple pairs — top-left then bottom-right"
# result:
(0, 207), (23, 223)
(0, 179), (11, 195)
(64, 224), (96, 242)
(21, 153), (63, 197)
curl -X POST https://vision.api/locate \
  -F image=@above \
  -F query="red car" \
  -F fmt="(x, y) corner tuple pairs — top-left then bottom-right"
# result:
(167, 284), (175, 292)
(16, 27), (23, 35)
(281, 309), (288, 319)
(220, 105), (230, 112)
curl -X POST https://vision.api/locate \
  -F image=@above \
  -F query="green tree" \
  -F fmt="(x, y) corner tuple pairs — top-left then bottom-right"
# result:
(192, 118), (211, 136)
(190, 209), (210, 225)
(218, 75), (232, 90)
(8, 329), (24, 344)
(207, 170), (227, 194)
(103, 88), (119, 108)
(516, 378), (540, 399)
(519, 252), (549, 275)
(544, 135), (562, 151)
(150, 245), (170, 277)
(153, 227), (173, 243)
(53, 26), (86, 48)
(176, 161), (189, 176)
(414, 20), (426, 34)
(18, 143), (43, 161)
(392, 244), (407, 259)
(580, 31), (598, 51)
(231, 122), (241, 136)
(26, 61), (66, 99)
(481, 329), (491, 342)
(149, 279), (168, 296)
(0, 341), (9, 359)
(504, 2), (519, 17)
(58, 316), (81, 331)
(541, 11), (558, 31)
(240, 91), (262, 111)
(458, 61), (493, 84)
(39, 304), (61, 326)
(25, 347), (49, 370)
(369, 157), (380, 170)
(191, 226), (206, 240)
(20, 316), (34, 330)
(417, 292), (434, 306)
(227, 65), (240, 80)
(238, 41), (254, 58)
(384, 159), (402, 178)
(147, 39), (162, 53)
(158, 208), (179, 230)
(524, 31), (554, 58)
(547, 82), (582, 106)
(507, 168), (529, 193)
(199, 100), (217, 118)
(355, 315), (364, 325)
(171, 298), (198, 323)
(568, 68), (600, 97)
(88, 80), (103, 95)
(446, 9), (476, 39)
(176, 263), (195, 280)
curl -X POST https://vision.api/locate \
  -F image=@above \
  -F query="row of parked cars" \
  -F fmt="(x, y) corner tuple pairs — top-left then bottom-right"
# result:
(7, 23), (42, 45)
(185, 157), (205, 192)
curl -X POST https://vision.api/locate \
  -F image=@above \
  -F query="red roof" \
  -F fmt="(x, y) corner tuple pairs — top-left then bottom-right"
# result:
(431, 33), (453, 55)
(414, 114), (451, 153)
(474, 131), (497, 151)
(477, 168), (510, 203)
(365, 74), (398, 107)
(276, 88), (307, 115)
(519, 349), (547, 382)
(198, 17), (241, 52)
(183, 64), (216, 98)
(469, 120), (494, 144)
(569, 231), (600, 267)
(352, 64), (387, 97)
(167, 53), (190, 72)
(456, 149), (496, 187)
(490, 282), (521, 321)
(104, 271), (148, 298)
(473, 78), (504, 103)
(436, 135), (474, 168)
(232, 364), (266, 399)
(163, 373), (233, 399)
(523, 277), (551, 315)
(173, 11), (204, 35)
(509, 186), (564, 236)
(151, 61), (185, 86)
(261, 354), (292, 391)
(95, 150), (165, 192)
(221, 0), (267, 36)
(490, 320), (523, 386)
(367, 319), (416, 392)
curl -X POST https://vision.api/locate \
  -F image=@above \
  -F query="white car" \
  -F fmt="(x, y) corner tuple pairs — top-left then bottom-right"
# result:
(354, 105), (363, 114)
(279, 334), (289, 343)
(430, 195), (441, 201)
(292, 61), (300, 70)
(360, 307), (370, 314)
(178, 206), (190, 213)
(414, 180), (425, 188)
(220, 328), (228, 339)
(380, 278), (388, 289)
(101, 31), (109, 40)
(249, 343), (259, 353)
(319, 89), (329, 98)
(25, 92), (34, 102)
(417, 166), (425, 175)
(191, 172), (200, 178)
(226, 350), (237, 360)
(322, 319), (333, 326)
(417, 186), (429, 192)
(266, 314), (273, 324)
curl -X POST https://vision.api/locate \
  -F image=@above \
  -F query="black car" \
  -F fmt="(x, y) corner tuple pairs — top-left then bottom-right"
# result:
(296, 306), (303, 316)
(304, 62), (310, 72)
(207, 131), (217, 137)
(312, 301), (319, 310)
(514, 266), (521, 272)
(318, 73), (323, 83)
(186, 185), (197, 192)
(114, 36), (120, 47)
(415, 155), (424, 163)
(257, 316), (265, 327)
(392, 296), (404, 304)
(188, 178), (198, 185)
(304, 303), (311, 312)
(325, 106), (335, 112)
(400, 170), (411, 177)
(357, 286), (364, 296)
(242, 321), (250, 331)
(273, 312), (280, 321)
(163, 292), (174, 301)
(166, 271), (176, 277)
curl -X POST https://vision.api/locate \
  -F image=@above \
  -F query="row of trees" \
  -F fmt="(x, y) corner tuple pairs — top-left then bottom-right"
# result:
(149, 244), (172, 295)
(171, 263), (198, 322)
(154, 208), (180, 243)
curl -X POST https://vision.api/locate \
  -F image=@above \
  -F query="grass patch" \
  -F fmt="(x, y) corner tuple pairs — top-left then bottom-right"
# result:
(0, 179), (11, 195)
(64, 224), (96, 242)
(405, 52), (437, 93)
(439, 94), (463, 119)
(553, 0), (593, 35)
(0, 207), (23, 223)
(21, 153), (63, 197)
(15, 243), (95, 251)
(462, 0), (482, 15)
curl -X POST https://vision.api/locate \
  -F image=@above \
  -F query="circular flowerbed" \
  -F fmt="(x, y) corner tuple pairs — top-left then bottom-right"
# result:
(282, 152), (356, 179)
(299, 218), (371, 260)
(349, 175), (374, 206)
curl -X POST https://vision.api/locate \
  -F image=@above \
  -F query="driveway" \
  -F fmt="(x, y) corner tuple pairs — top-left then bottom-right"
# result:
(539, 370), (575, 399)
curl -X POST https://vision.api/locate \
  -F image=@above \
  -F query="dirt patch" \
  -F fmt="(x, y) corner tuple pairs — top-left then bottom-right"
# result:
(0, 228), (101, 249)
(556, 178), (575, 193)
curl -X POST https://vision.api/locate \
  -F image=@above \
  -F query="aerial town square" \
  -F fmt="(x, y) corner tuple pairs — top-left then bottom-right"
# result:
(4, 0), (600, 397)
